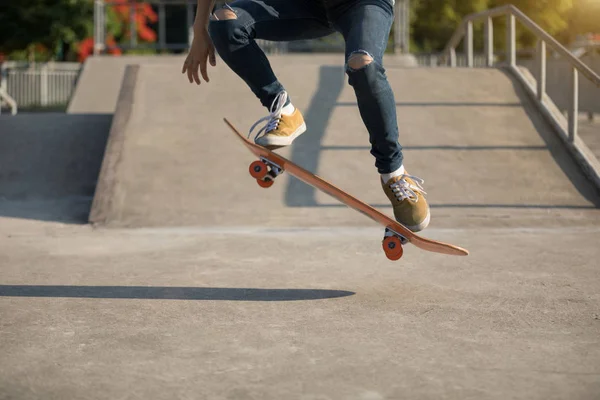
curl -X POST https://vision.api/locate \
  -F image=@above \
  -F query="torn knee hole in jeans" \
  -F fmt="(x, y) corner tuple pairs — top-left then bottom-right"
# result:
(212, 4), (237, 20)
(347, 50), (374, 72)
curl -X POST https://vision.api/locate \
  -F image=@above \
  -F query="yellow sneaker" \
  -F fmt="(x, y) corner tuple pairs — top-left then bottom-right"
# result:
(249, 91), (307, 149)
(382, 171), (430, 232)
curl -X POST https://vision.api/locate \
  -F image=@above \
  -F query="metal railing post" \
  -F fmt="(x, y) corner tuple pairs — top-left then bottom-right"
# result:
(94, 0), (105, 55)
(449, 47), (457, 67)
(94, 0), (98, 55)
(465, 20), (474, 67)
(430, 54), (438, 67)
(568, 67), (579, 142)
(392, 0), (410, 54)
(393, 0), (401, 53)
(484, 17), (494, 66)
(403, 0), (410, 53)
(130, 1), (138, 47)
(506, 13), (516, 66)
(537, 40), (546, 101)
(159, 3), (166, 50)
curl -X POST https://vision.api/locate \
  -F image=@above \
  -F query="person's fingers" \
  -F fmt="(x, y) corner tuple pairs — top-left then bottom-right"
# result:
(209, 46), (216, 66)
(200, 59), (209, 82)
(181, 55), (190, 74)
(192, 61), (201, 84)
(186, 60), (200, 84)
(185, 62), (193, 83)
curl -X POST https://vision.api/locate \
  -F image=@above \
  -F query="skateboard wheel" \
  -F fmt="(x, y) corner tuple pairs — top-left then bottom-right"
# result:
(382, 236), (403, 261)
(257, 178), (274, 188)
(249, 160), (268, 180)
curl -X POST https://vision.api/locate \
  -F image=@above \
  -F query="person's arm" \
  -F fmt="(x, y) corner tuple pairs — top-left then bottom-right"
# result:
(182, 0), (217, 85)
(193, 0), (216, 33)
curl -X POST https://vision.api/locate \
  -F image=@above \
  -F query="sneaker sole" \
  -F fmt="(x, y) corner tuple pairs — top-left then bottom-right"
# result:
(404, 209), (431, 233)
(255, 122), (307, 148)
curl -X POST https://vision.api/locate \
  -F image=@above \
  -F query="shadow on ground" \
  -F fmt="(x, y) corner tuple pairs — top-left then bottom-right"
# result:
(0, 113), (111, 223)
(0, 285), (355, 301)
(285, 65), (345, 207)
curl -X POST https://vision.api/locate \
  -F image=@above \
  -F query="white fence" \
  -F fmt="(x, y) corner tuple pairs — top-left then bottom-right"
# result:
(414, 53), (492, 67)
(1, 62), (81, 109)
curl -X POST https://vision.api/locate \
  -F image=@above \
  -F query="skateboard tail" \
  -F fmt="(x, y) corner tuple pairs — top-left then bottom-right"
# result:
(284, 169), (469, 256)
(409, 235), (469, 256)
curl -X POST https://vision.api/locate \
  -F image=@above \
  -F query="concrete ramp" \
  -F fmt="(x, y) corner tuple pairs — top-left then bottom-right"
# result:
(66, 54), (354, 115)
(2, 56), (600, 400)
(67, 55), (184, 114)
(89, 58), (599, 229)
(0, 113), (110, 223)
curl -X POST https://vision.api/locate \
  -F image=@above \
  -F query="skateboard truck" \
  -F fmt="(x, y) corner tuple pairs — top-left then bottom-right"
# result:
(383, 228), (408, 261)
(249, 157), (410, 261)
(249, 155), (420, 261)
(249, 157), (284, 188)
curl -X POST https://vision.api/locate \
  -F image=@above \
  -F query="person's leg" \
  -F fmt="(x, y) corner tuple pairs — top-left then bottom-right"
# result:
(209, 0), (332, 108)
(332, 0), (430, 232)
(208, 0), (334, 147)
(331, 0), (400, 174)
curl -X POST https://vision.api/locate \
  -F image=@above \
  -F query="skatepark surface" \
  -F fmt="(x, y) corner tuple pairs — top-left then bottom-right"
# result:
(0, 55), (599, 399)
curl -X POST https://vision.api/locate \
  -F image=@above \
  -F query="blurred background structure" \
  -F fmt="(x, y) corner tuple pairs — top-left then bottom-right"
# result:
(1, 0), (598, 116)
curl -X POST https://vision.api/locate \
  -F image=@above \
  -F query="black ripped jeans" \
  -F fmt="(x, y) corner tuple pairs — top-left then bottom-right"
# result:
(208, 0), (402, 173)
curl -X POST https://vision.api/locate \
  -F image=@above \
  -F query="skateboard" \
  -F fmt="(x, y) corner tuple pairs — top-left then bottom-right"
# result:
(224, 118), (469, 260)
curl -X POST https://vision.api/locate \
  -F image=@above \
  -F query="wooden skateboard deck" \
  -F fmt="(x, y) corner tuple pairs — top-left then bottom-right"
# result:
(225, 118), (469, 260)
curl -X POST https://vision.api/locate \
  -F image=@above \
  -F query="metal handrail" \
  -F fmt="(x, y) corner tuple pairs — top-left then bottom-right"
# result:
(0, 87), (17, 116)
(443, 5), (508, 57)
(442, 4), (600, 189)
(442, 4), (600, 87)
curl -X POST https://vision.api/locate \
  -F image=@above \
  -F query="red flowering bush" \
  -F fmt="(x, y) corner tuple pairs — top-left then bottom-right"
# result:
(77, 1), (158, 62)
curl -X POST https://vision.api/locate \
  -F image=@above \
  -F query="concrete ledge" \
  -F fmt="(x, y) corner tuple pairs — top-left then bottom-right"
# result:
(508, 64), (600, 193)
(89, 65), (139, 225)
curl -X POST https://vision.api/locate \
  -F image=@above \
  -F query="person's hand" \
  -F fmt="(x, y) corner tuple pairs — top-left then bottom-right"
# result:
(182, 31), (216, 85)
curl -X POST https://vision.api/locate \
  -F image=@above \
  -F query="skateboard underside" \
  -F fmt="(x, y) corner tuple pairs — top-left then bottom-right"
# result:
(225, 118), (469, 260)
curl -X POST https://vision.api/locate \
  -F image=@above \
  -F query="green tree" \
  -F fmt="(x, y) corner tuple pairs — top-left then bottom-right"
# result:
(0, 1), (157, 61)
(562, 0), (600, 44)
(409, 0), (600, 56)
(489, 0), (574, 50)
(0, 0), (95, 60)
(410, 0), (491, 52)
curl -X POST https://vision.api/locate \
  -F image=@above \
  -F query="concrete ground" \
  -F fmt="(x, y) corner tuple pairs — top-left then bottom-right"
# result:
(1, 221), (599, 400)
(0, 55), (599, 399)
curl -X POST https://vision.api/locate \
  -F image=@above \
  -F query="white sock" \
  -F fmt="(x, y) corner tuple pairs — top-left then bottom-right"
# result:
(281, 102), (295, 116)
(381, 165), (405, 183)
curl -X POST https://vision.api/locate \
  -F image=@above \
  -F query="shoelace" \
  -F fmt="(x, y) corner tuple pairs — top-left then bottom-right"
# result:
(390, 174), (426, 202)
(248, 91), (288, 141)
